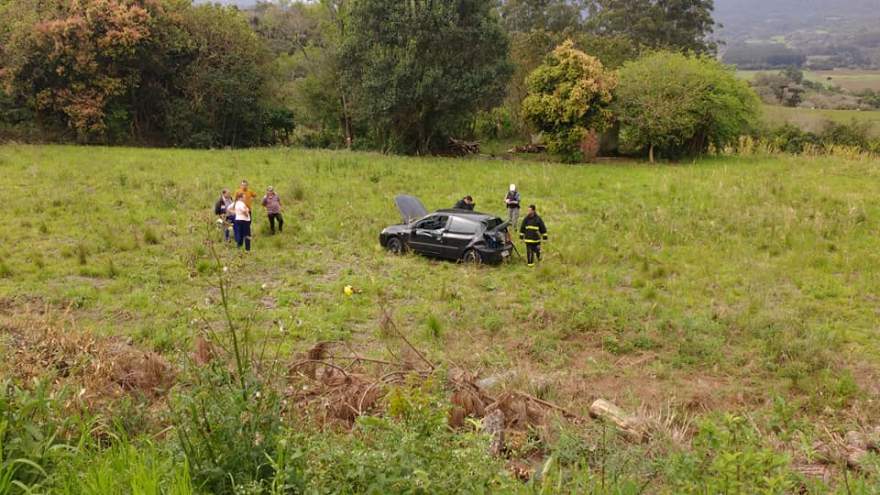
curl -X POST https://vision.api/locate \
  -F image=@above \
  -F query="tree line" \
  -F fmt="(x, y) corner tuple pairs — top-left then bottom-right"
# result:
(0, 0), (758, 161)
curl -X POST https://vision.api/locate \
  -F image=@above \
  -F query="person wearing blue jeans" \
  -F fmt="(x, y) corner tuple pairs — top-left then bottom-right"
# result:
(232, 191), (252, 251)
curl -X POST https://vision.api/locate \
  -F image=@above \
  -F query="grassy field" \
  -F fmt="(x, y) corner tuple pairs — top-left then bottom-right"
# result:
(738, 69), (880, 92)
(2, 144), (880, 491)
(761, 103), (880, 135)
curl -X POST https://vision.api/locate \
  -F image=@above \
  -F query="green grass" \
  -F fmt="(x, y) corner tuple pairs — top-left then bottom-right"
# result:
(2, 144), (880, 490)
(761, 103), (880, 135)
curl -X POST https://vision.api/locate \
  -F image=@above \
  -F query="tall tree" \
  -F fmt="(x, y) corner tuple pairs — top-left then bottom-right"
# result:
(497, 0), (588, 33)
(586, 0), (718, 54)
(341, 0), (513, 154)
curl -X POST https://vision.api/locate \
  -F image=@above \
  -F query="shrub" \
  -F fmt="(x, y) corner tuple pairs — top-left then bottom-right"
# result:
(666, 415), (795, 493)
(820, 120), (871, 149)
(172, 367), (301, 493)
(521, 40), (617, 163)
(474, 107), (517, 141)
(300, 382), (519, 493)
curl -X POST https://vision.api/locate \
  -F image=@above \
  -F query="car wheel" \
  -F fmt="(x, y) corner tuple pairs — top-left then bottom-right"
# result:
(386, 236), (404, 254)
(462, 249), (482, 265)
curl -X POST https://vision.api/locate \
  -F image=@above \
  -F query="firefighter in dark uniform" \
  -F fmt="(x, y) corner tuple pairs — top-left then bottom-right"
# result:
(519, 204), (547, 267)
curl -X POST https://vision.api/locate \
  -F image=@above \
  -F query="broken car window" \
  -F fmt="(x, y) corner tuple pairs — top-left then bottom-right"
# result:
(415, 215), (448, 230)
(448, 216), (479, 234)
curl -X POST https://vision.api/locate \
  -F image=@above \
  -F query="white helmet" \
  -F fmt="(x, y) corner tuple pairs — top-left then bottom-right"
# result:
(509, 184), (516, 191)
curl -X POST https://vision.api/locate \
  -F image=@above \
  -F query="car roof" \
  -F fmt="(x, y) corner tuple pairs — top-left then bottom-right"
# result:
(433, 209), (497, 220)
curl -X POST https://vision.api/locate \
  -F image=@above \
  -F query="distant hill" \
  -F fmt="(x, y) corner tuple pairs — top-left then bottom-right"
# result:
(714, 0), (880, 42)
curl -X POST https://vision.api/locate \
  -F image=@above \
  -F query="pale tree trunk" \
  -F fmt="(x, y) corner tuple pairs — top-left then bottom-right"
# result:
(648, 143), (655, 164)
(340, 93), (353, 149)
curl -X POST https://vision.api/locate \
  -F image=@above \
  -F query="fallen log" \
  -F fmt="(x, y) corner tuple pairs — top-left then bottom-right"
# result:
(589, 399), (646, 443)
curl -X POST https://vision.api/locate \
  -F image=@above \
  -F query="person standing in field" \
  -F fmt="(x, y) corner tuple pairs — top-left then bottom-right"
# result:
(236, 180), (257, 243)
(519, 204), (547, 267)
(214, 189), (234, 242)
(232, 191), (252, 251)
(504, 184), (521, 230)
(262, 186), (283, 234)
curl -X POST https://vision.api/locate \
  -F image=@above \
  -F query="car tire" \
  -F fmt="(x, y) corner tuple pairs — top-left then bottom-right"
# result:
(462, 249), (482, 265)
(386, 236), (404, 254)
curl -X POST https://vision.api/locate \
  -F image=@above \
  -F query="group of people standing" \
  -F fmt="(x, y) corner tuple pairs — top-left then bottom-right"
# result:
(454, 184), (548, 267)
(214, 180), (284, 251)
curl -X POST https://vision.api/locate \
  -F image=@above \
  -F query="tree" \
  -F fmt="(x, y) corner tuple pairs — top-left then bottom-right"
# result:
(341, 0), (513, 154)
(614, 51), (760, 162)
(0, 0), (284, 147)
(0, 0), (156, 142)
(586, 0), (718, 54)
(497, 0), (589, 33)
(521, 40), (617, 162)
(162, 4), (275, 148)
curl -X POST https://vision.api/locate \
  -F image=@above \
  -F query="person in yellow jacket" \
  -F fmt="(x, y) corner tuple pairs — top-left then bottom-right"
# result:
(519, 204), (547, 267)
(236, 179), (258, 210)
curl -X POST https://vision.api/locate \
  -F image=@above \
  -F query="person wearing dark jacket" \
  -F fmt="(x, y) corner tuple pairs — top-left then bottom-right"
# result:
(504, 184), (521, 230)
(454, 195), (475, 211)
(214, 189), (234, 242)
(519, 204), (547, 267)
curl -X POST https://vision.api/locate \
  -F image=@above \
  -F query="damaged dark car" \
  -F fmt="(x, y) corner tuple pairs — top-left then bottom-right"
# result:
(380, 195), (514, 264)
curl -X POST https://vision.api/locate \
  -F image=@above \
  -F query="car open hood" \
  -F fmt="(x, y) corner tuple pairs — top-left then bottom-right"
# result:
(394, 195), (428, 224)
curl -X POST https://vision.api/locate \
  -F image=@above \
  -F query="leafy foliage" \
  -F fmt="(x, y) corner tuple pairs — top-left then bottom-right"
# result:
(615, 51), (760, 161)
(521, 40), (617, 162)
(587, 0), (719, 54)
(666, 415), (795, 494)
(301, 382), (520, 493)
(341, 0), (513, 154)
(0, 0), (284, 147)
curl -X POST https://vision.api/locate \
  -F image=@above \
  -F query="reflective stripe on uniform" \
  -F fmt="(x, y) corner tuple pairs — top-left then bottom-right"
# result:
(524, 239), (541, 244)
(525, 226), (540, 230)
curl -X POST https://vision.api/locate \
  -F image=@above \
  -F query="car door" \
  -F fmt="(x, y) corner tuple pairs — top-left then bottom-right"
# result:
(442, 215), (479, 259)
(410, 215), (448, 256)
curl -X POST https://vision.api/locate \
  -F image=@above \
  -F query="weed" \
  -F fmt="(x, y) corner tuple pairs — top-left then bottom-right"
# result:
(106, 258), (119, 278)
(0, 261), (11, 278)
(425, 314), (443, 339)
(76, 243), (88, 265)
(143, 226), (159, 245)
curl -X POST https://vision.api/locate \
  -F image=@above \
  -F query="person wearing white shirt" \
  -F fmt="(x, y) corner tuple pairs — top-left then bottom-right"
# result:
(232, 191), (252, 251)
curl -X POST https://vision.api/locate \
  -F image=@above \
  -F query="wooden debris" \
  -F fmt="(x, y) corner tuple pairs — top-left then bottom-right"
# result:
(507, 143), (547, 154)
(589, 399), (646, 443)
(483, 408), (506, 457)
(448, 137), (480, 156)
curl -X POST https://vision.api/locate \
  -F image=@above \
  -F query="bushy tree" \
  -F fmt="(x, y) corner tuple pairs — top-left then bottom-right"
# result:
(0, 0), (284, 147)
(615, 51), (760, 162)
(341, 0), (513, 154)
(0, 0), (157, 142)
(521, 40), (617, 162)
